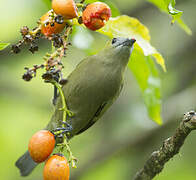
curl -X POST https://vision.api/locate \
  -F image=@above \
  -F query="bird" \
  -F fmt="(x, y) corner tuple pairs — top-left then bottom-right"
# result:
(15, 37), (136, 176)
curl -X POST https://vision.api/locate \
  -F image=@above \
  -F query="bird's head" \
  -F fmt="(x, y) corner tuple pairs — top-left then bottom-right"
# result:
(102, 37), (136, 66)
(111, 37), (136, 55)
(111, 37), (136, 48)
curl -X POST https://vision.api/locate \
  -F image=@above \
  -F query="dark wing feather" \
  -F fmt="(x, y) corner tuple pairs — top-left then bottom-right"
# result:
(76, 102), (107, 135)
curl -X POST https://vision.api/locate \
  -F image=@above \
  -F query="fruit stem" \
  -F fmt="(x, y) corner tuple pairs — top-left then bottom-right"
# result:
(61, 138), (77, 168)
(51, 77), (77, 169)
(51, 80), (68, 123)
(29, 25), (41, 38)
(43, 25), (73, 71)
(76, 3), (85, 8)
(48, 25), (77, 168)
(51, 41), (55, 52)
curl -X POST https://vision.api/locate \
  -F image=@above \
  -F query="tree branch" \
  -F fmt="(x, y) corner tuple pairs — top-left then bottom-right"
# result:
(133, 110), (196, 180)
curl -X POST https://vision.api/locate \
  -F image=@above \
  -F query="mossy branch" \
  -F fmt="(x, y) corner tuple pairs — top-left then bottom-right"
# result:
(133, 110), (196, 180)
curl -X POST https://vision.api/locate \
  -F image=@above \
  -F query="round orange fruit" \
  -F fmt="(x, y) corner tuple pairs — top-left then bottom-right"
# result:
(40, 10), (66, 37)
(28, 130), (55, 163)
(52, 0), (78, 19)
(82, 2), (111, 31)
(43, 154), (70, 180)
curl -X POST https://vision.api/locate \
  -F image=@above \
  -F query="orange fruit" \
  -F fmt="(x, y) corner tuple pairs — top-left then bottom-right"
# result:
(28, 130), (55, 163)
(82, 2), (111, 31)
(40, 10), (66, 37)
(43, 154), (70, 180)
(52, 0), (78, 19)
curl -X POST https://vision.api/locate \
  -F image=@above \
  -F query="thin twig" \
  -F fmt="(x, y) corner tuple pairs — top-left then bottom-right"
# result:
(51, 80), (76, 168)
(133, 110), (196, 180)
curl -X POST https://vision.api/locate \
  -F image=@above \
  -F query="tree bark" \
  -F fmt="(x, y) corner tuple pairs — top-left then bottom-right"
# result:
(133, 111), (196, 180)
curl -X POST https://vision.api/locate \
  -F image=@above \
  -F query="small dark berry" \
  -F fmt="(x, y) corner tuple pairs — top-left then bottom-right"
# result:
(29, 44), (38, 54)
(50, 23), (55, 27)
(53, 73), (60, 82)
(55, 15), (64, 24)
(42, 72), (53, 81)
(35, 30), (41, 39)
(20, 26), (29, 36)
(12, 45), (21, 54)
(78, 16), (83, 24)
(22, 72), (33, 81)
(52, 34), (63, 48)
(24, 34), (33, 43)
(45, 21), (50, 26)
(59, 79), (68, 85)
(189, 111), (195, 115)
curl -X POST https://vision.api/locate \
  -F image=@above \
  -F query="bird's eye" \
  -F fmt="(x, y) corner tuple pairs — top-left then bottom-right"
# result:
(112, 38), (117, 44)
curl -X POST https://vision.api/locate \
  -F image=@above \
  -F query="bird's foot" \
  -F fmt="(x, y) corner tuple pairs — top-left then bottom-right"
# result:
(53, 121), (77, 168)
(52, 121), (73, 139)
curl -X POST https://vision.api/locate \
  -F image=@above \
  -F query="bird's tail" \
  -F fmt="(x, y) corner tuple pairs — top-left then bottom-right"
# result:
(15, 151), (38, 176)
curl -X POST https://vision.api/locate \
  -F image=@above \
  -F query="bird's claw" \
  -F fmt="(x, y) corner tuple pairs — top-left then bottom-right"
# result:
(52, 121), (72, 139)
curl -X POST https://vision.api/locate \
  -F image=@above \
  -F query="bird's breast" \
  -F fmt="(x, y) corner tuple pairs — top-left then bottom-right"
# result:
(58, 59), (123, 136)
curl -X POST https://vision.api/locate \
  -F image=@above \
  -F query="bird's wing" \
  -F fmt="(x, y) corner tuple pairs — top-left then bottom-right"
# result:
(76, 83), (123, 135)
(76, 102), (108, 135)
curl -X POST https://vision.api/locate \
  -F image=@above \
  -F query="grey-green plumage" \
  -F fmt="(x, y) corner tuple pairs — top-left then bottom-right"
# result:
(15, 37), (136, 176)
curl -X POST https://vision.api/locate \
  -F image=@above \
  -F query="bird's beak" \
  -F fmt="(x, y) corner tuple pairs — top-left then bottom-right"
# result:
(122, 38), (136, 47)
(130, 38), (136, 44)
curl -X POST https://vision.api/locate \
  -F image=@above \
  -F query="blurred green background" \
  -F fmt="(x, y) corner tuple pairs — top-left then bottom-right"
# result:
(0, 0), (196, 179)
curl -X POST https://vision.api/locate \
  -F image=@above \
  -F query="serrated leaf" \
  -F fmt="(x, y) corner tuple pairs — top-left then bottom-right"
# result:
(0, 43), (10, 51)
(148, 0), (192, 35)
(97, 15), (163, 124)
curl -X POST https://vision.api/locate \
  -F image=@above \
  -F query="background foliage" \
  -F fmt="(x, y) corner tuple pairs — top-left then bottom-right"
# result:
(0, 0), (195, 179)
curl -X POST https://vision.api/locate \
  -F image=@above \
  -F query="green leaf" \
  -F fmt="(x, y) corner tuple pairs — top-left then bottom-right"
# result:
(98, 15), (164, 124)
(99, 16), (166, 72)
(0, 43), (10, 51)
(176, 18), (192, 35)
(148, 0), (192, 35)
(129, 50), (162, 124)
(42, 0), (51, 8)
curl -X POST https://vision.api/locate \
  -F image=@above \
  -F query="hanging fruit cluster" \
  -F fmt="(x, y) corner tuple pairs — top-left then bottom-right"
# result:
(13, 0), (111, 179)
(28, 130), (70, 180)
(12, 0), (111, 82)
(11, 0), (111, 85)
